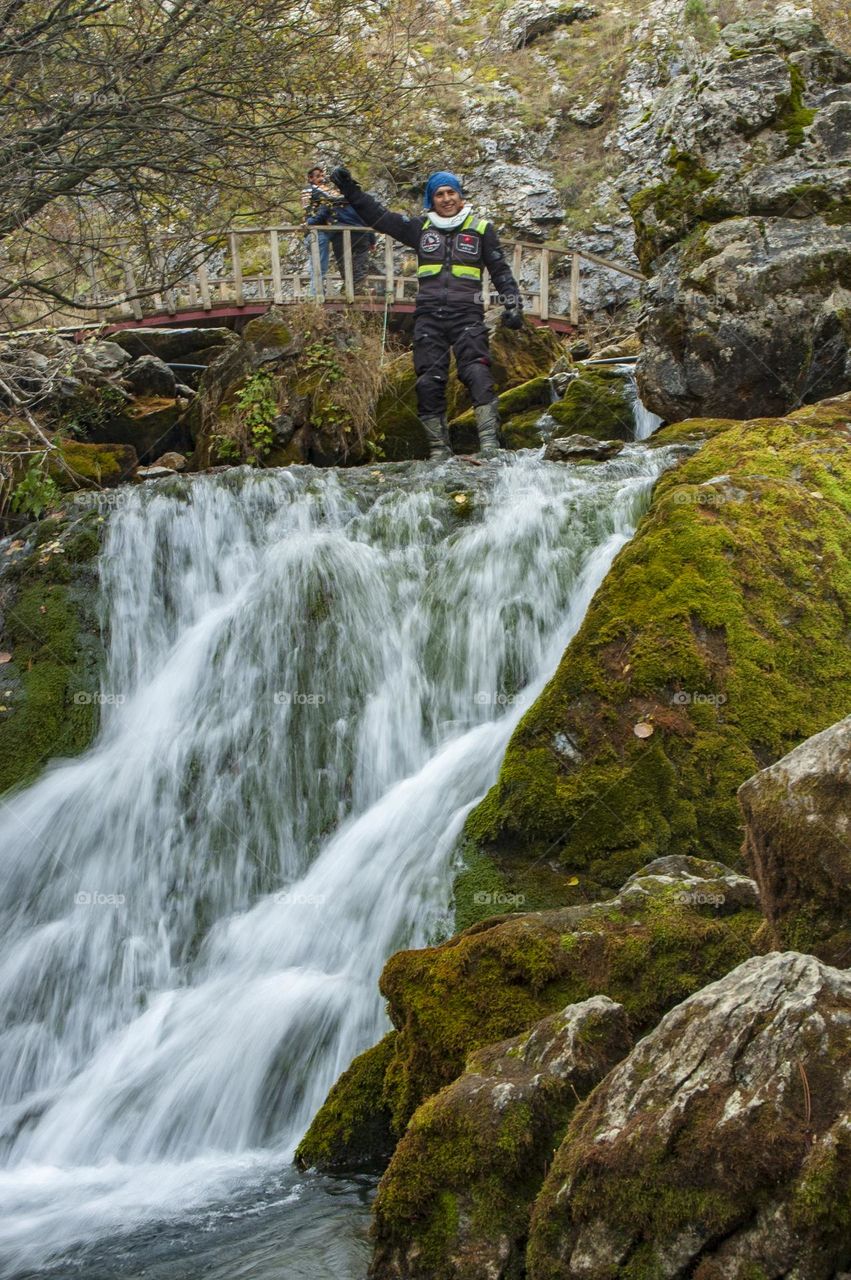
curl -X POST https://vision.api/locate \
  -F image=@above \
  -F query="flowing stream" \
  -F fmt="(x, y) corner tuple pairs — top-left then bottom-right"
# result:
(0, 448), (674, 1279)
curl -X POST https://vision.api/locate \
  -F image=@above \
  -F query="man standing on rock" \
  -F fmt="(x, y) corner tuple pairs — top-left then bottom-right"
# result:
(329, 166), (524, 459)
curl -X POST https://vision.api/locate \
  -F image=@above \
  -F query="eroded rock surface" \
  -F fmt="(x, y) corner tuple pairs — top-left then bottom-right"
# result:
(370, 997), (631, 1280)
(528, 951), (851, 1280)
(740, 713), (851, 964)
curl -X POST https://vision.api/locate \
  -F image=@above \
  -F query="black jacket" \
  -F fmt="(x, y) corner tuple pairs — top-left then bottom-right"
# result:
(343, 188), (521, 314)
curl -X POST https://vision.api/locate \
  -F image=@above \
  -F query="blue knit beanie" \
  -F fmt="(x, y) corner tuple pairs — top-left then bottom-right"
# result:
(424, 171), (463, 209)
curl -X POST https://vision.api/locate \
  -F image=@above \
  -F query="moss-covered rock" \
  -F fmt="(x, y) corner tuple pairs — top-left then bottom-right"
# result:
(739, 714), (851, 964)
(527, 951), (851, 1280)
(49, 441), (138, 489)
(465, 393), (851, 895)
(295, 1032), (397, 1174)
(0, 508), (104, 794)
(378, 860), (761, 1136)
(370, 997), (631, 1280)
(449, 376), (553, 452)
(548, 368), (634, 441)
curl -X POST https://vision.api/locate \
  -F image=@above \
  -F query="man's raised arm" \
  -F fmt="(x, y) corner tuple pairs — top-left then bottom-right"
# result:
(329, 167), (421, 250)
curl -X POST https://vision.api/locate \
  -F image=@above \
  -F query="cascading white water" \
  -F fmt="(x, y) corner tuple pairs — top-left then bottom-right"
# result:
(623, 367), (664, 440)
(0, 448), (675, 1277)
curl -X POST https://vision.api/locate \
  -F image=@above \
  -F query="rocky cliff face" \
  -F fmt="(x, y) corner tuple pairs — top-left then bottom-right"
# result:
(623, 16), (851, 419)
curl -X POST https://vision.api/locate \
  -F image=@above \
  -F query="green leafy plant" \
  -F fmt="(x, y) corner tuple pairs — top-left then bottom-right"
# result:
(11, 461), (61, 518)
(235, 370), (279, 462)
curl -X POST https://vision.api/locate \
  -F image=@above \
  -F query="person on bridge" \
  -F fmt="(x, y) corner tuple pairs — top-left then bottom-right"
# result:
(328, 165), (523, 460)
(302, 167), (373, 297)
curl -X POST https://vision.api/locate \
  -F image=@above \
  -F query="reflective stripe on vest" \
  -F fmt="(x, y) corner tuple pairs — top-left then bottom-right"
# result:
(416, 214), (489, 279)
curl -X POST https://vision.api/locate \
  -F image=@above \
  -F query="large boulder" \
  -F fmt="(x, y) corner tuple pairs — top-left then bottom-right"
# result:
(300, 857), (761, 1179)
(528, 951), (851, 1280)
(370, 997), (631, 1280)
(739, 714), (851, 964)
(619, 17), (851, 420)
(465, 393), (851, 894)
(108, 326), (237, 366)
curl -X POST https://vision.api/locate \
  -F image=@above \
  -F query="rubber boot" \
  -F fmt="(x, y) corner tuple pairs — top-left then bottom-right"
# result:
(474, 400), (502, 459)
(420, 415), (452, 461)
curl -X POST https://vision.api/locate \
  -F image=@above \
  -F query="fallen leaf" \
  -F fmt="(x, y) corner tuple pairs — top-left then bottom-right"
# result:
(0, 653), (10, 664)
(633, 721), (654, 738)
(566, 876), (579, 886)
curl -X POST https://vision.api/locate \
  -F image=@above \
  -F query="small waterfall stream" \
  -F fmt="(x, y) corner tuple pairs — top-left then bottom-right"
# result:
(0, 448), (675, 1278)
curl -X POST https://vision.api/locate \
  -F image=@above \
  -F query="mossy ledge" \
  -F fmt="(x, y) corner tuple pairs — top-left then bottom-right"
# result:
(298, 867), (761, 1189)
(0, 507), (105, 794)
(294, 1032), (397, 1173)
(464, 393), (851, 900)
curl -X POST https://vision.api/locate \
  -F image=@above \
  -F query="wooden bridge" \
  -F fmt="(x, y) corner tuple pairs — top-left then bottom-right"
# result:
(61, 224), (644, 335)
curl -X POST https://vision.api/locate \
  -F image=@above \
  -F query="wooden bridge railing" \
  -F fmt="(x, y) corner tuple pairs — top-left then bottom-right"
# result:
(69, 225), (645, 327)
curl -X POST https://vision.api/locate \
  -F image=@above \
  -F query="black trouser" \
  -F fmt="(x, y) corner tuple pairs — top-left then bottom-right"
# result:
(413, 308), (496, 418)
(328, 230), (371, 291)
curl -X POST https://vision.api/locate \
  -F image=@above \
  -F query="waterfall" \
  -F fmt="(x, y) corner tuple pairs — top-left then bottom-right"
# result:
(623, 367), (663, 440)
(0, 449), (675, 1277)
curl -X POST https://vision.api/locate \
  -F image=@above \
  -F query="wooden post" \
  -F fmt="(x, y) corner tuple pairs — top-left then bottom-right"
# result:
(188, 278), (199, 307)
(396, 275), (405, 302)
(570, 251), (581, 326)
(512, 243), (522, 294)
(120, 243), (143, 321)
(197, 257), (212, 310)
(384, 235), (394, 300)
(539, 247), (549, 322)
(156, 240), (177, 315)
(270, 230), (284, 304)
(342, 228), (355, 302)
(229, 232), (244, 305)
(309, 229), (324, 303)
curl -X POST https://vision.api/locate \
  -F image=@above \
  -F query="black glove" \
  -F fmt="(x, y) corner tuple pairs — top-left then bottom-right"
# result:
(329, 165), (359, 198)
(501, 302), (524, 330)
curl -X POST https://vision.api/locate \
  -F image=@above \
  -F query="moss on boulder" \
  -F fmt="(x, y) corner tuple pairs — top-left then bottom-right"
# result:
(49, 441), (138, 489)
(739, 714), (851, 964)
(378, 860), (761, 1136)
(295, 1032), (397, 1174)
(548, 367), (634, 441)
(465, 394), (851, 895)
(527, 952), (851, 1279)
(370, 997), (632, 1280)
(0, 508), (104, 794)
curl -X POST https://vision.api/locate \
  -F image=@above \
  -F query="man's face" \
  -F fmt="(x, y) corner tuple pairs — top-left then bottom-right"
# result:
(309, 168), (325, 185)
(432, 185), (463, 216)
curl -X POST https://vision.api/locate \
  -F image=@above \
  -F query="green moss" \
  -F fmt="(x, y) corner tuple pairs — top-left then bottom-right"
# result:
(464, 397), (851, 893)
(0, 513), (102, 794)
(295, 1031), (397, 1173)
(773, 61), (817, 147)
(49, 442), (138, 490)
(548, 368), (633, 440)
(378, 890), (760, 1135)
(628, 149), (723, 271)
